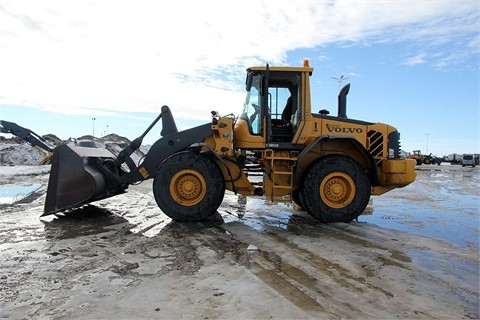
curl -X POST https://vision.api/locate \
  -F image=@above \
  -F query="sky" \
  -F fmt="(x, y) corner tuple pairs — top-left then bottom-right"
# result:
(0, 0), (478, 156)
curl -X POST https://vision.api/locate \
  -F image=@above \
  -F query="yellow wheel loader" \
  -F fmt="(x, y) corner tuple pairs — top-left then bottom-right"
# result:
(40, 60), (416, 223)
(407, 150), (438, 165)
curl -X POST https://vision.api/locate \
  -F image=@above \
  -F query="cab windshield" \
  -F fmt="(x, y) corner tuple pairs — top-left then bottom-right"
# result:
(241, 73), (262, 135)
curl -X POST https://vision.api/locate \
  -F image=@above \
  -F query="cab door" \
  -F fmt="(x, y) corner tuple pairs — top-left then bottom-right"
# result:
(264, 72), (301, 144)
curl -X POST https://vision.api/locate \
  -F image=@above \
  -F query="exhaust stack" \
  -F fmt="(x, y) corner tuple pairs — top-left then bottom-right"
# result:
(337, 83), (350, 118)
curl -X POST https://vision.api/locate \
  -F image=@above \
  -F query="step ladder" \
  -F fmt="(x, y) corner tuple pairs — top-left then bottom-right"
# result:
(264, 149), (298, 202)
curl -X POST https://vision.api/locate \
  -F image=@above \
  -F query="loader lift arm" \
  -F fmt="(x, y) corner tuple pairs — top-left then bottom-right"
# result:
(112, 105), (213, 184)
(115, 105), (178, 179)
(0, 120), (54, 153)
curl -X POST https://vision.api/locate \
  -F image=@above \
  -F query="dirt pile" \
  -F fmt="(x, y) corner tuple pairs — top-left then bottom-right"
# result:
(0, 133), (150, 166)
(0, 143), (49, 166)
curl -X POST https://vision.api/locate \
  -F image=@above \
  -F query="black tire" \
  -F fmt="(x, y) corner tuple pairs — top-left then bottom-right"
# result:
(153, 151), (225, 222)
(292, 188), (305, 209)
(301, 155), (370, 223)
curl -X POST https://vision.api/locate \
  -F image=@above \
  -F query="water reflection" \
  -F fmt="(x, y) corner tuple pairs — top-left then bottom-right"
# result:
(41, 205), (132, 240)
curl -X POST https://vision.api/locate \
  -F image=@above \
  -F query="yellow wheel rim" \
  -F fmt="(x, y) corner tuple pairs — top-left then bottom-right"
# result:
(319, 172), (356, 209)
(169, 169), (207, 207)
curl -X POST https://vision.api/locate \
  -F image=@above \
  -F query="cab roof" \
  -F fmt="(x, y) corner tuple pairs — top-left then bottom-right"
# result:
(247, 59), (313, 75)
(247, 65), (313, 74)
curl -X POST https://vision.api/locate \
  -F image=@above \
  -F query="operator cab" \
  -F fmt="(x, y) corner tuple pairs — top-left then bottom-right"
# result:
(237, 65), (304, 148)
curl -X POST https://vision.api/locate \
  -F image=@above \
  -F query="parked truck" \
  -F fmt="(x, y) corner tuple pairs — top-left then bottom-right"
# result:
(436, 153), (465, 165)
(1, 60), (416, 223)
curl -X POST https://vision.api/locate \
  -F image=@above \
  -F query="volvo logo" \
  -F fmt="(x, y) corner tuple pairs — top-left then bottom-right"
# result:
(326, 124), (363, 134)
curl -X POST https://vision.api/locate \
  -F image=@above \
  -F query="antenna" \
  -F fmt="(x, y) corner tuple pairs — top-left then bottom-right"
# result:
(331, 75), (349, 91)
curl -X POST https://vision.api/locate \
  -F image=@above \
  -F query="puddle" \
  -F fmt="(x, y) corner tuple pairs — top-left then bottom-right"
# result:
(220, 180), (479, 251)
(220, 194), (302, 231)
(0, 183), (42, 204)
(359, 197), (479, 250)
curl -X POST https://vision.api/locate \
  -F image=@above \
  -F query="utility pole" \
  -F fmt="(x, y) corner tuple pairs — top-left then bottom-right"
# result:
(92, 117), (96, 137)
(331, 75), (349, 91)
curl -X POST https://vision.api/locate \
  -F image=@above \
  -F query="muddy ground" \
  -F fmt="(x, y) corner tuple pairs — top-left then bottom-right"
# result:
(0, 165), (478, 319)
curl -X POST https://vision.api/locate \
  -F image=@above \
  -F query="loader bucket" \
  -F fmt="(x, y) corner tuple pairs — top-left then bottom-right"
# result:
(43, 144), (124, 216)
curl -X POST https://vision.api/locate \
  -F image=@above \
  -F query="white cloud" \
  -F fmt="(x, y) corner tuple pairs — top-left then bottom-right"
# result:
(0, 0), (477, 119)
(317, 54), (329, 61)
(404, 53), (427, 66)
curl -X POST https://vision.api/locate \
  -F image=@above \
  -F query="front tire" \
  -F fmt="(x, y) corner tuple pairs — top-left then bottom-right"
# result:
(301, 155), (370, 223)
(292, 188), (305, 210)
(153, 151), (225, 222)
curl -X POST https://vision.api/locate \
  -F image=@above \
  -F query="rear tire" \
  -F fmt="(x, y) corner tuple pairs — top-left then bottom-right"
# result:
(301, 155), (370, 223)
(153, 151), (225, 222)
